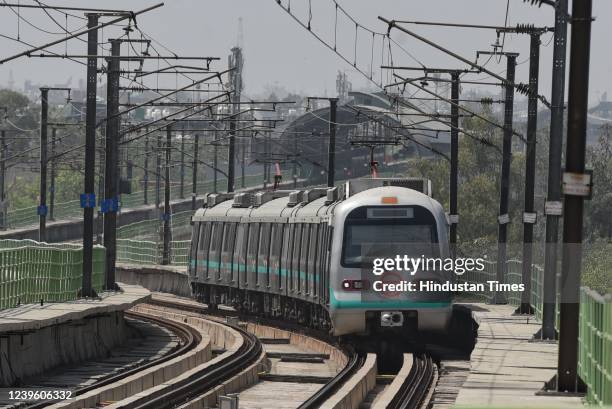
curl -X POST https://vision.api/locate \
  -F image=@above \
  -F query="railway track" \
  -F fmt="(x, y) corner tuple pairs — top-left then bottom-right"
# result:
(120, 311), (262, 409)
(15, 312), (200, 409)
(387, 354), (436, 409)
(147, 294), (439, 409)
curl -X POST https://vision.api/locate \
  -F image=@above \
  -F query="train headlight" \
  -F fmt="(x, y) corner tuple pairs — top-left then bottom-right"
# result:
(341, 279), (367, 291)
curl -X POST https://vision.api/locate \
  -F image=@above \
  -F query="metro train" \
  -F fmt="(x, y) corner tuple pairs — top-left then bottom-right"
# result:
(188, 178), (454, 337)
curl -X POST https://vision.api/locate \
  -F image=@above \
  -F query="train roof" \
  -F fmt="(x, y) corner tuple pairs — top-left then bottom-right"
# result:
(192, 178), (433, 223)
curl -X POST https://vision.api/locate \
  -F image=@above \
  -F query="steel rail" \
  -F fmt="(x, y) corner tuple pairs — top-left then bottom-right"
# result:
(26, 310), (201, 409)
(147, 297), (363, 409)
(388, 353), (435, 409)
(122, 302), (263, 409)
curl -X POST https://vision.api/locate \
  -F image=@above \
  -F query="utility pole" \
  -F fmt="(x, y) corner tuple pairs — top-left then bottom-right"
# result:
(162, 125), (172, 265)
(81, 13), (99, 297)
(49, 128), (56, 221)
(227, 120), (236, 192)
(518, 33), (541, 315)
(328, 98), (338, 187)
(293, 135), (298, 188)
(557, 0), (592, 393)
(103, 39), (120, 291)
(0, 129), (6, 229)
(213, 134), (218, 193)
(192, 133), (199, 210)
(180, 122), (185, 199)
(143, 132), (149, 205)
(241, 134), (246, 188)
(449, 72), (460, 255)
(39, 88), (49, 242)
(541, 0), (569, 340)
(156, 131), (161, 209)
(263, 131), (270, 189)
(493, 53), (517, 305)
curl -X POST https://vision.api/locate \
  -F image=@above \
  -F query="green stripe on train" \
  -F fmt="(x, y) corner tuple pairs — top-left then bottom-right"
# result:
(191, 258), (320, 282)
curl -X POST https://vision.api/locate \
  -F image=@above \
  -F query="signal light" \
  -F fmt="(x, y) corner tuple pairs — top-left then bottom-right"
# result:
(381, 196), (398, 204)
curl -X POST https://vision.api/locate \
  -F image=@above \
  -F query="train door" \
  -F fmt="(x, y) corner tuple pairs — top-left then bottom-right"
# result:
(246, 223), (260, 288)
(220, 223), (237, 285)
(257, 223), (272, 288)
(299, 224), (310, 299)
(189, 222), (201, 280)
(308, 223), (319, 301)
(269, 223), (284, 294)
(291, 223), (302, 296)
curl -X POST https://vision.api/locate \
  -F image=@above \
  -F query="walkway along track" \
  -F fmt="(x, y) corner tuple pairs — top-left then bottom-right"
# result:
(22, 311), (200, 409)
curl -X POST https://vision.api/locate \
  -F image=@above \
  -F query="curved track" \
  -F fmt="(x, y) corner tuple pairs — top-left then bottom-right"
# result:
(25, 311), (201, 409)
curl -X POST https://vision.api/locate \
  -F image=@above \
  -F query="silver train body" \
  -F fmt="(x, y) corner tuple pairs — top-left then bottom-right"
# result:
(189, 178), (453, 336)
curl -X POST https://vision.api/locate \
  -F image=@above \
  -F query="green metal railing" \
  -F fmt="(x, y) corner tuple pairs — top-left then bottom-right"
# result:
(578, 287), (612, 406)
(116, 238), (189, 266)
(0, 239), (105, 309)
(4, 172), (276, 230)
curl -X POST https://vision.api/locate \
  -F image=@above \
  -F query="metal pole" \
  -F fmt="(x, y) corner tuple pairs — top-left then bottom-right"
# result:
(541, 0), (568, 340)
(163, 125), (172, 265)
(143, 132), (149, 205)
(0, 130), (5, 229)
(156, 131), (161, 209)
(180, 123), (185, 199)
(49, 128), (56, 221)
(449, 72), (459, 255)
(213, 134), (218, 193)
(293, 135), (297, 188)
(518, 34), (540, 315)
(328, 98), (338, 187)
(103, 39), (120, 290)
(557, 0), (592, 392)
(39, 88), (48, 242)
(492, 54), (517, 304)
(227, 120), (236, 193)
(80, 13), (98, 297)
(241, 135), (246, 188)
(192, 133), (199, 210)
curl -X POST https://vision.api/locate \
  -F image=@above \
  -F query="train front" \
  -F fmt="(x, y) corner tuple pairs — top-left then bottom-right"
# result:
(328, 184), (454, 337)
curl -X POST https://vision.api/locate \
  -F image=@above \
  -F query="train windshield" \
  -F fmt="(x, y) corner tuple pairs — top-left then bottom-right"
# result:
(341, 205), (438, 268)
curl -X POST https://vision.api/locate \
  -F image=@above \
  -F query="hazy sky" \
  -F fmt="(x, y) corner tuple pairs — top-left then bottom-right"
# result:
(0, 0), (610, 105)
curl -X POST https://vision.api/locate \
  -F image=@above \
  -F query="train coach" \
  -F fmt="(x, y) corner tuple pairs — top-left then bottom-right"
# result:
(189, 178), (454, 337)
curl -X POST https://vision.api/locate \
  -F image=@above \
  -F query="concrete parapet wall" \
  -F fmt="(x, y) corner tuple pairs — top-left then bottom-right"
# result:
(53, 306), (214, 409)
(0, 284), (150, 386)
(116, 264), (191, 297)
(320, 353), (377, 409)
(0, 311), (129, 386)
